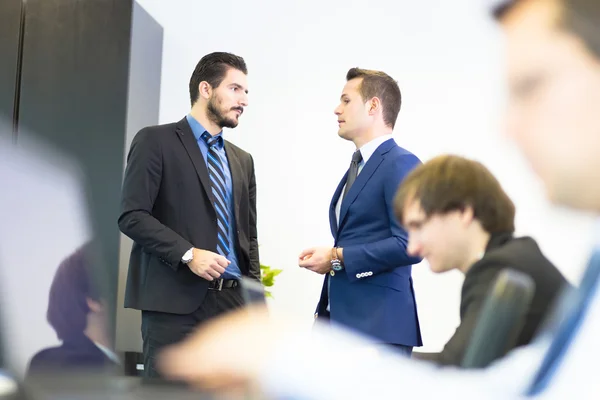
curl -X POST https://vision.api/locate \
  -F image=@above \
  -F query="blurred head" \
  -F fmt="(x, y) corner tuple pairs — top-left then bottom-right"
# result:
(334, 68), (401, 145)
(394, 155), (515, 273)
(495, 0), (600, 211)
(189, 52), (249, 129)
(47, 243), (104, 341)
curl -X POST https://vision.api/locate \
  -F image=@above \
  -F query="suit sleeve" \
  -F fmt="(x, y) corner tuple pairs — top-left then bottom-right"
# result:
(342, 154), (422, 282)
(429, 265), (502, 366)
(118, 128), (193, 270)
(247, 154), (261, 281)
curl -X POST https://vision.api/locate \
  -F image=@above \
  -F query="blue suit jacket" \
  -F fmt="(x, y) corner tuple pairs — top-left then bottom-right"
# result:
(317, 139), (423, 346)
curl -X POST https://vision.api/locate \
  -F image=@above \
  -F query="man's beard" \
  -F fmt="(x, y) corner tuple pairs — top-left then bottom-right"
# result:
(207, 95), (242, 129)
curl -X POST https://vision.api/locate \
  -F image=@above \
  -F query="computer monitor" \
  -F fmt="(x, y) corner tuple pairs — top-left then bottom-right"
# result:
(240, 276), (268, 306)
(0, 121), (210, 399)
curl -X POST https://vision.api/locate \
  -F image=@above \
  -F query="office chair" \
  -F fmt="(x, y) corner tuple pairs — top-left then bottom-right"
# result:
(461, 268), (535, 368)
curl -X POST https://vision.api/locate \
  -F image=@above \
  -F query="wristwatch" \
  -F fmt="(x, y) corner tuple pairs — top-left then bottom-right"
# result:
(182, 248), (194, 264)
(330, 247), (343, 271)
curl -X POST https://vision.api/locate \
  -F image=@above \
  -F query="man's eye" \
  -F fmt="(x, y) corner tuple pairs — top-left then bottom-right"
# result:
(514, 75), (544, 98)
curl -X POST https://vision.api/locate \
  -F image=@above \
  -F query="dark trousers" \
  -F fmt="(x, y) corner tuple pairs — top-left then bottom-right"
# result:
(141, 285), (245, 378)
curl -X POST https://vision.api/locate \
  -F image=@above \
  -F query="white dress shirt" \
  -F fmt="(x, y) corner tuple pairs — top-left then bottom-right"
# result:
(261, 221), (600, 399)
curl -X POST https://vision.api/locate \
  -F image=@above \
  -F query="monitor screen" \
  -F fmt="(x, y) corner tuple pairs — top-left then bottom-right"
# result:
(0, 125), (114, 381)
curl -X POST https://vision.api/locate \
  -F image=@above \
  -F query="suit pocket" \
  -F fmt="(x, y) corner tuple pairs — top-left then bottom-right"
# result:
(365, 272), (408, 292)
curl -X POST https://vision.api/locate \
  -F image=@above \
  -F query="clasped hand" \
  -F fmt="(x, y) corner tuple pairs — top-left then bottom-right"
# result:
(298, 246), (333, 274)
(187, 248), (230, 281)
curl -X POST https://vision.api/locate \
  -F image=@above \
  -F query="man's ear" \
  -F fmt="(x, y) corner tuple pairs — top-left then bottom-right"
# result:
(198, 81), (212, 100)
(368, 97), (382, 115)
(86, 298), (104, 313)
(460, 205), (476, 226)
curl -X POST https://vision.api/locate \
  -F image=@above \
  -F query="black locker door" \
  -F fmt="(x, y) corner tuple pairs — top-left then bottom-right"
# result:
(17, 0), (134, 341)
(0, 0), (24, 140)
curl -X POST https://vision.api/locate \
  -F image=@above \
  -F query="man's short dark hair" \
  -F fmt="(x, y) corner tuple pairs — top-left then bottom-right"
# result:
(492, 0), (519, 19)
(346, 68), (402, 129)
(493, 0), (600, 60)
(189, 52), (248, 106)
(47, 243), (100, 341)
(394, 155), (516, 234)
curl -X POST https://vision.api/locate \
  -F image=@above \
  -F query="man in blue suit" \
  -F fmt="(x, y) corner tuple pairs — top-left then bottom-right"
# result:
(298, 68), (423, 354)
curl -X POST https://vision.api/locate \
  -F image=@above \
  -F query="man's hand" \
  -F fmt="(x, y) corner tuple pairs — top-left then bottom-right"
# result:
(187, 248), (230, 281)
(298, 246), (332, 274)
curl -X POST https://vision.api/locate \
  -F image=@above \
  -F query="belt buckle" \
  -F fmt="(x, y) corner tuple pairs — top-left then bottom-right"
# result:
(209, 278), (224, 291)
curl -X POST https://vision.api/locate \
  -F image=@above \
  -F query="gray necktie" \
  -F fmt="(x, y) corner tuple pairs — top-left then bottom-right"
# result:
(343, 150), (363, 199)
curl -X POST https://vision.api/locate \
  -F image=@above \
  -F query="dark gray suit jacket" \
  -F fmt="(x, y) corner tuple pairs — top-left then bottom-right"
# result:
(118, 117), (260, 314)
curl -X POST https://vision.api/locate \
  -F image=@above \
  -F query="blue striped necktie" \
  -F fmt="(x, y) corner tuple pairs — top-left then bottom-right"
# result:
(201, 132), (230, 257)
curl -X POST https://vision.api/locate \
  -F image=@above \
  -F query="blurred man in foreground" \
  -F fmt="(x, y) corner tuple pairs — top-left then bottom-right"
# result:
(158, 0), (600, 398)
(397, 155), (567, 366)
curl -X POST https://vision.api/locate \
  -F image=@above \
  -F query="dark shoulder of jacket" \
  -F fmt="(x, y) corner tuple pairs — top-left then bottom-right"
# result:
(464, 236), (565, 296)
(483, 236), (546, 270)
(224, 140), (252, 162)
(389, 144), (421, 166)
(27, 345), (63, 372)
(466, 237), (538, 279)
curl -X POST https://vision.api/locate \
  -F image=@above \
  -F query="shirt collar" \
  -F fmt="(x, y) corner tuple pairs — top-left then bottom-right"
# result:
(93, 341), (121, 365)
(186, 114), (224, 149)
(357, 134), (394, 164)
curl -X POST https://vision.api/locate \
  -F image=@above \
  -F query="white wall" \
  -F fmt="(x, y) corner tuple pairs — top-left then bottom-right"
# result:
(135, 0), (597, 351)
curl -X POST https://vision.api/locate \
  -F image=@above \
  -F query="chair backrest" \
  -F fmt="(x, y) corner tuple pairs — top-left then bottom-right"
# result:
(461, 268), (536, 369)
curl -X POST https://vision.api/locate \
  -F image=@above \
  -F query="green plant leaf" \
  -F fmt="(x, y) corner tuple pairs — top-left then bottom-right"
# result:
(259, 261), (282, 298)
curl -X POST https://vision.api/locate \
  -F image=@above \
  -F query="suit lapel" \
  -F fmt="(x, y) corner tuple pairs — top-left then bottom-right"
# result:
(337, 139), (395, 231)
(175, 118), (214, 204)
(224, 141), (243, 226)
(337, 155), (383, 230)
(329, 172), (347, 239)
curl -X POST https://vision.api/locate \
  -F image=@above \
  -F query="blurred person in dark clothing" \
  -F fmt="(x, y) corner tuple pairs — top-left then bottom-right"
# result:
(27, 244), (118, 375)
(395, 154), (569, 366)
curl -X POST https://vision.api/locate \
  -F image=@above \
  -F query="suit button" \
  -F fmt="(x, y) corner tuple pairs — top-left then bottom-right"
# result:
(330, 271), (335, 277)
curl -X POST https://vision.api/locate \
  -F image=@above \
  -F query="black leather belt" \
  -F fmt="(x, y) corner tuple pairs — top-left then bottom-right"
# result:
(208, 279), (239, 291)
